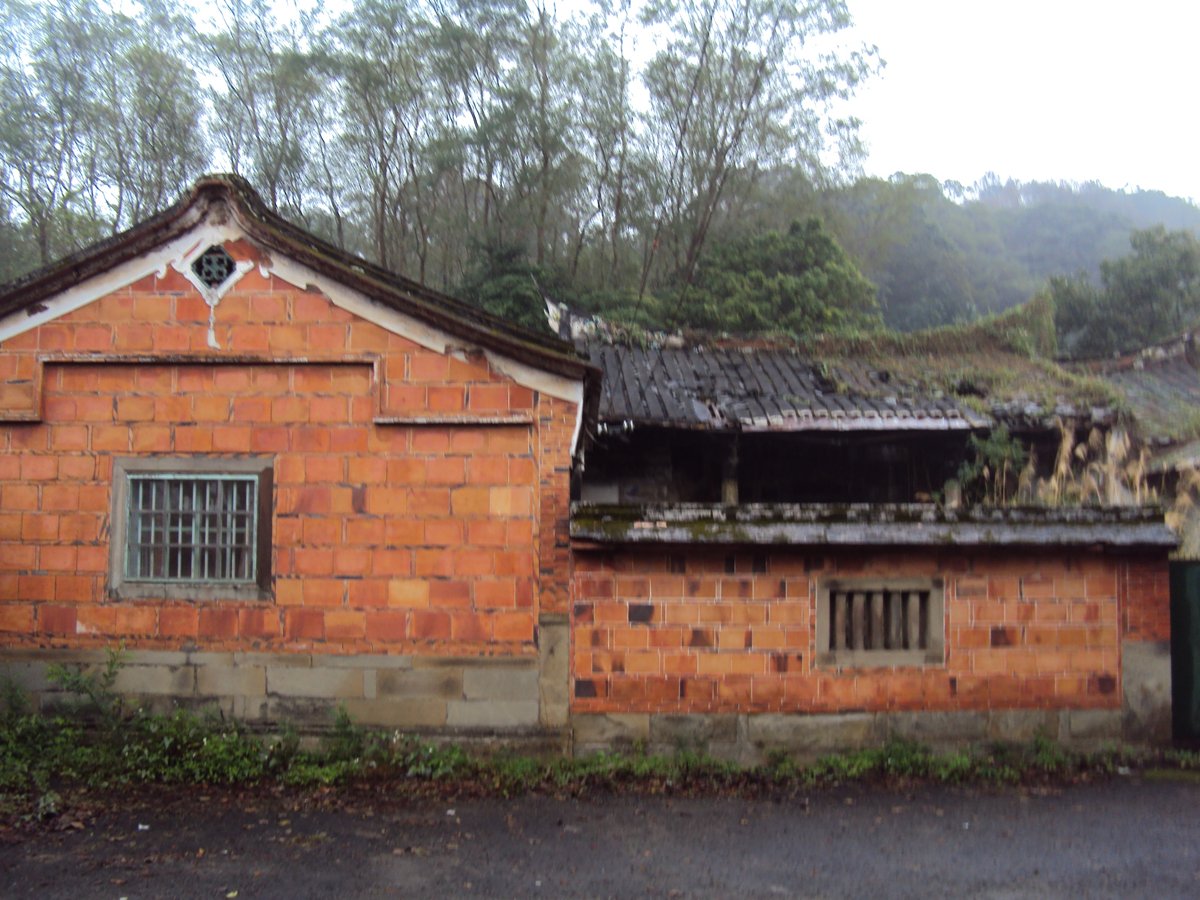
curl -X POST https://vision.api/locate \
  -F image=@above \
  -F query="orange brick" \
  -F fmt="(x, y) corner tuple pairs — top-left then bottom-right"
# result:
(4, 544), (36, 570)
(451, 549), (492, 577)
(2, 484), (38, 511)
(54, 575), (94, 601)
(302, 578), (345, 607)
(369, 547), (409, 574)
(365, 610), (408, 642)
(309, 396), (348, 423)
(77, 605), (156, 636)
(211, 426), (251, 452)
(271, 396), (307, 423)
(411, 430), (450, 453)
(294, 548), (334, 576)
(415, 549), (454, 578)
(492, 612), (532, 642)
(449, 487), (488, 516)
(0, 514), (20, 541)
(662, 653), (698, 676)
(426, 458), (465, 485)
(292, 292), (333, 322)
(48, 425), (88, 451)
(174, 426), (214, 452)
(467, 520), (507, 547)
(347, 580), (388, 608)
(348, 457), (387, 485)
(450, 612), (492, 643)
(251, 426), (289, 452)
(58, 514), (99, 542)
(21, 514), (59, 542)
(388, 579), (429, 609)
(198, 608), (239, 639)
(38, 604), (77, 635)
(132, 426), (172, 452)
(467, 384), (509, 412)
(159, 606), (199, 637)
(333, 548), (371, 576)
(73, 324), (113, 351)
(716, 676), (754, 706)
(286, 608), (325, 640)
(424, 519), (464, 546)
(232, 397), (272, 422)
(429, 580), (471, 607)
(238, 608), (281, 639)
(193, 395), (230, 422)
(325, 610), (366, 640)
(450, 430), (486, 453)
(0, 603), (35, 632)
(426, 386), (463, 413)
(409, 352), (448, 380)
(410, 609), (451, 641)
(20, 456), (58, 481)
(303, 456), (343, 483)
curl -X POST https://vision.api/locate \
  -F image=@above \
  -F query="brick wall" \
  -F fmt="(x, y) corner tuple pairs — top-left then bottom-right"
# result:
(0, 243), (578, 658)
(571, 546), (1169, 715)
(1120, 555), (1171, 642)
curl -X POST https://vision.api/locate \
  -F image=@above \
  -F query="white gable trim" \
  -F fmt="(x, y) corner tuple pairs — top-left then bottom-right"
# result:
(0, 216), (586, 453)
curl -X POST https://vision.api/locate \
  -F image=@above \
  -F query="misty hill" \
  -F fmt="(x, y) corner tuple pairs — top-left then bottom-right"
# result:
(815, 175), (1200, 332)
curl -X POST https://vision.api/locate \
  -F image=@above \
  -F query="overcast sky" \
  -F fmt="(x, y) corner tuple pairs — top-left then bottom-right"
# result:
(838, 0), (1200, 201)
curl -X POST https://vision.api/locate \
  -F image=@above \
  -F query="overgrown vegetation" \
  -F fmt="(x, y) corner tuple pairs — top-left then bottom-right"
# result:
(2, 656), (1197, 824)
(956, 425), (1028, 506)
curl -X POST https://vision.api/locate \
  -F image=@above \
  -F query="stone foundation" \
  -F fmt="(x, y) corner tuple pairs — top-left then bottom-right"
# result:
(572, 708), (1128, 765)
(0, 647), (563, 752)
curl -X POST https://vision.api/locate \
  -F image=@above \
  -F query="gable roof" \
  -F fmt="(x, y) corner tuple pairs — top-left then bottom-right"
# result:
(0, 175), (598, 395)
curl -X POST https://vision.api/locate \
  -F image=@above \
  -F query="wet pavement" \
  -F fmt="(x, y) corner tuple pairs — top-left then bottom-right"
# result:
(1, 777), (1198, 898)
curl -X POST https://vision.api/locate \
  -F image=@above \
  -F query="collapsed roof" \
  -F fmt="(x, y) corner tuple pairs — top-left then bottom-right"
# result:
(554, 297), (1120, 435)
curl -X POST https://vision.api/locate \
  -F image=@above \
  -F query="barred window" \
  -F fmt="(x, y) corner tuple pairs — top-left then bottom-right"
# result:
(110, 458), (272, 600)
(816, 578), (944, 667)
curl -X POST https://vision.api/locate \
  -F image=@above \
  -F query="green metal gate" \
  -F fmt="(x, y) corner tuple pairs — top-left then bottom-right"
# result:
(1170, 562), (1200, 740)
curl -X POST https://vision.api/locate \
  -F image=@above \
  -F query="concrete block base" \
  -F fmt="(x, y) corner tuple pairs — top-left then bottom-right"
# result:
(0, 647), (564, 749)
(572, 708), (1127, 764)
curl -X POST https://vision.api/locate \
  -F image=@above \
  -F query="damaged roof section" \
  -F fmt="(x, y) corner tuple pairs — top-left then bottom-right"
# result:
(561, 296), (1121, 435)
(1092, 334), (1200, 444)
(582, 341), (989, 432)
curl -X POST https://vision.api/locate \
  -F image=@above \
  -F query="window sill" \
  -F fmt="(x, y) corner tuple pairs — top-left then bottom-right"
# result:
(108, 582), (272, 602)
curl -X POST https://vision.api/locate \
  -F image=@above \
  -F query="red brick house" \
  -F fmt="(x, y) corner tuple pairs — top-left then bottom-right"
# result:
(0, 175), (595, 740)
(0, 177), (1177, 758)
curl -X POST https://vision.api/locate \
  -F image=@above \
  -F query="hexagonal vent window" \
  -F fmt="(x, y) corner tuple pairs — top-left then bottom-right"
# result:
(191, 245), (237, 288)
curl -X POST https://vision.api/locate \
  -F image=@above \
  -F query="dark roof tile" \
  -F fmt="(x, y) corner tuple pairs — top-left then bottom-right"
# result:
(582, 340), (989, 432)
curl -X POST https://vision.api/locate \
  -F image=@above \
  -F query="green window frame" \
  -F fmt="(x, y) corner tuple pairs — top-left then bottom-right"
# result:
(109, 457), (272, 601)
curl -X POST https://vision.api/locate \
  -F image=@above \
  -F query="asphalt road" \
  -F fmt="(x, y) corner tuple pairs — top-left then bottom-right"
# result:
(1, 777), (1198, 898)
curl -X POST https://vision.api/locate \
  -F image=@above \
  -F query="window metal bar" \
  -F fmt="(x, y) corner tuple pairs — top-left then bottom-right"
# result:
(125, 473), (257, 584)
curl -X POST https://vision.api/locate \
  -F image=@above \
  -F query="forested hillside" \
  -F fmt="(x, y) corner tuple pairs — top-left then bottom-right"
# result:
(3, 0), (1199, 347)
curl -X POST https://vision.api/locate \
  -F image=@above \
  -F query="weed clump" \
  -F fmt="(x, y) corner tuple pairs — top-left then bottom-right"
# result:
(0, 656), (1191, 822)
